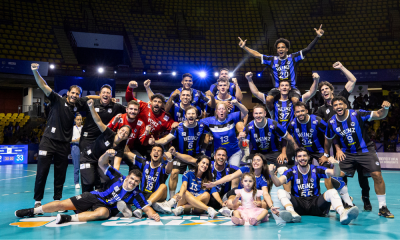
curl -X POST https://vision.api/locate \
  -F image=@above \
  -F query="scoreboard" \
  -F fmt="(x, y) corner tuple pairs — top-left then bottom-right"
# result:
(0, 145), (28, 165)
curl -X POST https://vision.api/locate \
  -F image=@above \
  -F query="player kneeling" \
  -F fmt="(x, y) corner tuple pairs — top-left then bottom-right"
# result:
(15, 149), (160, 224)
(270, 147), (359, 225)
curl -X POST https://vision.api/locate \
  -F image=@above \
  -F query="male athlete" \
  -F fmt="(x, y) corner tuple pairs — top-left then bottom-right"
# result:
(238, 104), (297, 192)
(166, 89), (204, 121)
(316, 62), (371, 211)
(201, 99), (248, 167)
(124, 144), (174, 215)
(209, 68), (243, 101)
(288, 102), (354, 207)
(148, 106), (206, 199)
(325, 96), (394, 218)
(239, 25), (324, 118)
(15, 149), (160, 223)
(270, 147), (359, 225)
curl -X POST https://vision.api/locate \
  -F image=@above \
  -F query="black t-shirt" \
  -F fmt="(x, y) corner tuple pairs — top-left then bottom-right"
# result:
(78, 98), (126, 144)
(81, 128), (126, 163)
(43, 91), (84, 142)
(315, 88), (350, 121)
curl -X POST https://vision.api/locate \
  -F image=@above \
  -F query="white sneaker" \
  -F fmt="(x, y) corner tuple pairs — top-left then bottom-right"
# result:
(171, 206), (184, 216)
(117, 201), (132, 217)
(153, 201), (172, 214)
(167, 198), (177, 208)
(340, 206), (359, 225)
(207, 207), (219, 219)
(75, 184), (80, 189)
(218, 207), (233, 217)
(133, 209), (143, 219)
(279, 210), (301, 223)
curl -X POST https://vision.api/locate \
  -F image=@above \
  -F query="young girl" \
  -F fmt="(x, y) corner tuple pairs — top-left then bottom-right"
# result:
(231, 173), (269, 226)
(168, 155), (219, 218)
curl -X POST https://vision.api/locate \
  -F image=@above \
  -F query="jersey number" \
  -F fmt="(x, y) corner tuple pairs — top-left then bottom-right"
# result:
(190, 182), (198, 192)
(220, 136), (229, 144)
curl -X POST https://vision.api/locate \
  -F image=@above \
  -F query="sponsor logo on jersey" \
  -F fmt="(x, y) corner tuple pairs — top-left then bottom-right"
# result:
(313, 120), (318, 125)
(352, 112), (357, 116)
(163, 115), (169, 121)
(137, 120), (143, 126)
(326, 109), (330, 114)
(269, 125), (274, 129)
(182, 132), (186, 136)
(108, 108), (112, 113)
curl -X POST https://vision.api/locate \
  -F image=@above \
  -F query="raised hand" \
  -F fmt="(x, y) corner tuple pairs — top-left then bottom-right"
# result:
(129, 81), (138, 89)
(171, 122), (179, 129)
(238, 131), (246, 139)
(87, 99), (94, 108)
(106, 149), (116, 157)
(232, 78), (238, 86)
(312, 72), (320, 80)
(113, 113), (122, 124)
(144, 79), (151, 88)
(31, 63), (39, 71)
(314, 24), (324, 37)
(172, 89), (181, 98)
(268, 164), (276, 173)
(245, 72), (253, 81)
(148, 135), (155, 145)
(238, 37), (247, 48)
(332, 62), (343, 69)
(168, 146), (176, 156)
(231, 99), (238, 106)
(382, 101), (391, 109)
(145, 125), (152, 136)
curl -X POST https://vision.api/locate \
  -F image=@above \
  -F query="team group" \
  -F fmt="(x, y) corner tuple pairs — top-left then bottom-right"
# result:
(15, 25), (394, 226)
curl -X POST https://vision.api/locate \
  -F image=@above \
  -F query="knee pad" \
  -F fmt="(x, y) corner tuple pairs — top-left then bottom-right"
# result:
(277, 167), (288, 176)
(331, 177), (346, 190)
(277, 189), (291, 201)
(324, 189), (340, 202)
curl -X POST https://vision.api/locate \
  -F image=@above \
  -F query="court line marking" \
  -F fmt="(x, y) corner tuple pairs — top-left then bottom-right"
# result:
(0, 173), (37, 181)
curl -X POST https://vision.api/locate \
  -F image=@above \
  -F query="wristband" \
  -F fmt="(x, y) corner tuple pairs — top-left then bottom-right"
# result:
(384, 106), (389, 109)
(324, 153), (329, 157)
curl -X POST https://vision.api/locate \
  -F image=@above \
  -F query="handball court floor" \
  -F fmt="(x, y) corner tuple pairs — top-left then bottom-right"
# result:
(1, 164), (399, 240)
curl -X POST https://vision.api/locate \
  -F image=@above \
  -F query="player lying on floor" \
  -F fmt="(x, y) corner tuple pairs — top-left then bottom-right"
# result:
(15, 149), (160, 224)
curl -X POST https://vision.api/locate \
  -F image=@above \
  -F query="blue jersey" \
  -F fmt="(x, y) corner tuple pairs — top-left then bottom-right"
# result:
(91, 166), (148, 210)
(133, 157), (169, 193)
(211, 161), (239, 196)
(283, 164), (328, 197)
(325, 109), (374, 154)
(273, 99), (294, 131)
(206, 95), (240, 116)
(288, 114), (327, 154)
(169, 88), (210, 107)
(182, 170), (217, 196)
(169, 103), (203, 122)
(245, 119), (287, 153)
(261, 52), (304, 88)
(169, 122), (205, 155)
(201, 112), (241, 157)
(238, 166), (269, 190)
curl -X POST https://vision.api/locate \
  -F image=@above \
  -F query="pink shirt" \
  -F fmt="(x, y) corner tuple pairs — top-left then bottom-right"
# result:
(235, 189), (263, 209)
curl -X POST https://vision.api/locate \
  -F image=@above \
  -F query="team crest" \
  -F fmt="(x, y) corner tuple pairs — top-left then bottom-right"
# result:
(119, 118), (123, 123)
(291, 121), (295, 125)
(74, 107), (77, 111)
(351, 122), (355, 127)
(312, 169), (316, 173)
(269, 125), (274, 129)
(336, 127), (341, 132)
(158, 121), (162, 125)
(108, 108), (112, 113)
(137, 120), (143, 126)
(295, 128), (299, 133)
(268, 132), (271, 136)
(177, 112), (181, 117)
(296, 179), (300, 184)
(313, 120), (317, 125)
(310, 129), (314, 133)
(249, 126), (253, 130)
(254, 133), (258, 138)
(145, 168), (149, 175)
(114, 186), (120, 192)
(197, 132), (201, 136)
(200, 123), (204, 127)
(352, 112), (356, 116)
(134, 129), (137, 133)
(326, 109), (330, 114)
(310, 178), (314, 183)
(105, 141), (110, 146)
(182, 132), (186, 136)
(330, 119), (335, 124)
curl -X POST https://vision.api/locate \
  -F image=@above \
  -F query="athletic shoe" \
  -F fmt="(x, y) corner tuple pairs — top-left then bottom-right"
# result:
(172, 206), (184, 216)
(167, 198), (177, 209)
(75, 184), (80, 189)
(279, 210), (301, 223)
(117, 201), (132, 217)
(133, 209), (143, 219)
(34, 202), (43, 215)
(340, 206), (359, 225)
(379, 206), (394, 218)
(15, 208), (35, 218)
(219, 207), (233, 217)
(56, 214), (72, 224)
(152, 201), (172, 214)
(207, 207), (219, 219)
(231, 216), (244, 226)
(362, 196), (372, 211)
(249, 218), (261, 226)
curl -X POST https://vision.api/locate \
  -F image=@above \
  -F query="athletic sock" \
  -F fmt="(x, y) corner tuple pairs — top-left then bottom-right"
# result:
(70, 214), (79, 222)
(169, 190), (176, 199)
(339, 186), (354, 206)
(147, 200), (152, 207)
(329, 190), (345, 215)
(377, 194), (386, 208)
(34, 206), (44, 214)
(167, 198), (176, 208)
(35, 201), (41, 205)
(286, 206), (294, 212)
(336, 206), (344, 215)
